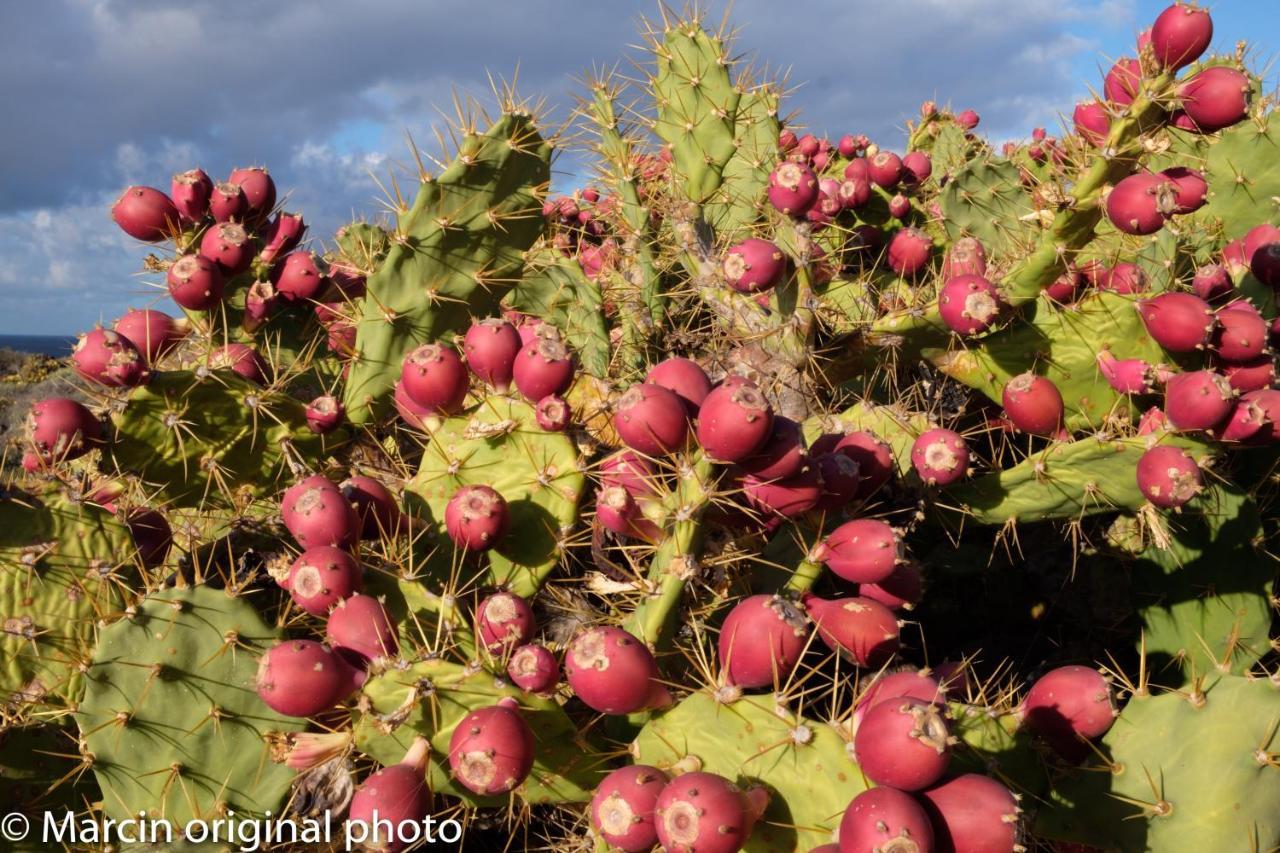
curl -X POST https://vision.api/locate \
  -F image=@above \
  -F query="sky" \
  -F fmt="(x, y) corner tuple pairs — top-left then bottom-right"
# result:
(0, 0), (1276, 335)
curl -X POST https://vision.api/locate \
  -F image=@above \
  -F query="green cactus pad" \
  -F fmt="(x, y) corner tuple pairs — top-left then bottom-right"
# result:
(703, 85), (779, 241)
(633, 691), (866, 852)
(333, 221), (391, 273)
(77, 585), (303, 826)
(804, 401), (930, 480)
(1, 491), (134, 710)
(949, 703), (1045, 798)
(939, 159), (1038, 258)
(0, 722), (99, 852)
(404, 397), (585, 596)
(362, 569), (477, 660)
(110, 370), (347, 507)
(947, 436), (1213, 524)
(1037, 674), (1280, 851)
(352, 657), (598, 805)
(507, 253), (610, 378)
(1194, 110), (1280, 239)
(343, 112), (552, 423)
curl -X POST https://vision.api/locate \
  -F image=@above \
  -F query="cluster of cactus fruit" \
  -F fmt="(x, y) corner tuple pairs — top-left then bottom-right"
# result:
(5, 3), (1280, 851)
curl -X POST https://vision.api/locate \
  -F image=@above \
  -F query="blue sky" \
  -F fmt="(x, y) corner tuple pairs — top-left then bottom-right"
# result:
(0, 0), (1275, 335)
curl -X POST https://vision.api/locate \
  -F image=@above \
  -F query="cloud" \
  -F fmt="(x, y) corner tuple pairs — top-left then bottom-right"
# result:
(0, 0), (1151, 333)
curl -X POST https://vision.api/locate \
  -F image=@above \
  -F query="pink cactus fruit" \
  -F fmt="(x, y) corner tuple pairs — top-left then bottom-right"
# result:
(722, 238), (787, 293)
(941, 237), (987, 280)
(26, 398), (102, 464)
(1096, 350), (1156, 395)
(802, 593), (901, 667)
(696, 381), (775, 463)
(114, 308), (182, 363)
(646, 357), (713, 413)
(855, 670), (945, 730)
(564, 626), (670, 715)
(209, 182), (247, 222)
(111, 186), (180, 241)
(653, 771), (769, 853)
(939, 275), (1001, 335)
(475, 592), (535, 653)
(901, 151), (933, 186)
(256, 639), (358, 717)
(1136, 445), (1203, 508)
(838, 786), (935, 853)
(1073, 101), (1111, 146)
(868, 151), (904, 189)
(72, 328), (148, 388)
(400, 343), (469, 415)
(1151, 3), (1213, 70)
(1001, 373), (1065, 436)
(1191, 264), (1232, 301)
(767, 161), (820, 216)
(444, 484), (510, 551)
(513, 336), (576, 401)
(1019, 665), (1116, 760)
(464, 318), (523, 390)
(1159, 166), (1208, 214)
(919, 774), (1022, 853)
(326, 594), (399, 664)
(614, 383), (690, 456)
(600, 449), (661, 497)
(259, 211), (307, 265)
(271, 251), (327, 302)
(282, 546), (363, 616)
(718, 594), (811, 689)
(347, 738), (432, 853)
(1213, 301), (1269, 362)
(340, 475), (403, 540)
(955, 109), (981, 130)
(740, 416), (807, 481)
(281, 474), (360, 550)
(1163, 370), (1234, 432)
(127, 508), (172, 569)
(305, 395), (344, 434)
(1178, 66), (1251, 132)
(911, 429), (970, 486)
(199, 221), (255, 275)
(818, 518), (902, 584)
(227, 166), (277, 222)
(860, 561), (925, 612)
(854, 698), (953, 790)
(1105, 173), (1171, 236)
(1136, 291), (1214, 351)
(887, 228), (933, 277)
(447, 697), (536, 795)
(535, 394), (571, 431)
(167, 254), (225, 311)
(208, 343), (267, 385)
(590, 765), (670, 853)
(170, 169), (212, 222)
(506, 644), (560, 694)
(1103, 57), (1143, 106)
(743, 466), (823, 517)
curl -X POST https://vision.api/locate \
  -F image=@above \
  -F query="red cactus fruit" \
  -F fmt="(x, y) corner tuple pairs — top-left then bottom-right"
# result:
(614, 383), (690, 456)
(887, 228), (933, 277)
(819, 518), (902, 584)
(475, 592), (535, 653)
(1105, 173), (1171, 236)
(1252, 243), (1280, 288)
(111, 186), (179, 241)
(911, 429), (970, 486)
(955, 109), (980, 129)
(1221, 356), (1275, 393)
(282, 474), (360, 550)
(838, 786), (935, 853)
(1159, 166), (1208, 214)
(740, 416), (807, 481)
(1001, 373), (1064, 436)
(743, 466), (823, 517)
(444, 484), (509, 551)
(888, 194), (911, 220)
(1221, 396), (1269, 442)
(817, 431), (895, 499)
(861, 561), (925, 611)
(939, 275), (1001, 335)
(448, 697), (535, 795)
(654, 772), (768, 853)
(941, 237), (987, 280)
(114, 308), (182, 363)
(462, 318), (523, 390)
(855, 670), (945, 729)
(590, 765), (670, 853)
(1099, 262), (1147, 295)
(696, 381), (774, 463)
(718, 594), (810, 689)
(326, 594), (398, 664)
(209, 343), (267, 384)
(767, 161), (820, 215)
(1213, 301), (1269, 362)
(305, 395), (344, 434)
(256, 639), (358, 717)
(1136, 444), (1203, 508)
(1137, 291), (1214, 351)
(400, 343), (469, 414)
(1151, 3), (1213, 69)
(600, 449), (660, 497)
(902, 151), (933, 186)
(72, 328), (148, 387)
(564, 626), (669, 715)
(1020, 665), (1116, 760)
(209, 182), (247, 222)
(1243, 224), (1280, 262)
(228, 166), (276, 221)
(1178, 66), (1251, 132)
(199, 222), (254, 275)
(854, 698), (952, 790)
(1164, 370), (1234, 431)
(723, 238), (787, 293)
(1097, 351), (1156, 395)
(1192, 263), (1232, 301)
(347, 738), (432, 853)
(1103, 57), (1143, 106)
(126, 508), (171, 569)
(1045, 269), (1081, 305)
(868, 151), (904, 189)
(25, 398), (101, 463)
(166, 254), (225, 311)
(535, 394), (571, 431)
(507, 644), (560, 694)
(271, 251), (327, 302)
(840, 159), (873, 209)
(802, 594), (901, 667)
(1073, 101), (1111, 146)
(647, 357), (713, 414)
(283, 546), (363, 616)
(919, 774), (1021, 853)
(171, 169), (212, 223)
(513, 336), (576, 401)
(596, 485), (663, 543)
(340, 475), (403, 540)
(258, 211), (306, 265)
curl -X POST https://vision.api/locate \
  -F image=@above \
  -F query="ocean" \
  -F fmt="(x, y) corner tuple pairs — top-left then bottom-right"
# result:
(0, 335), (76, 357)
